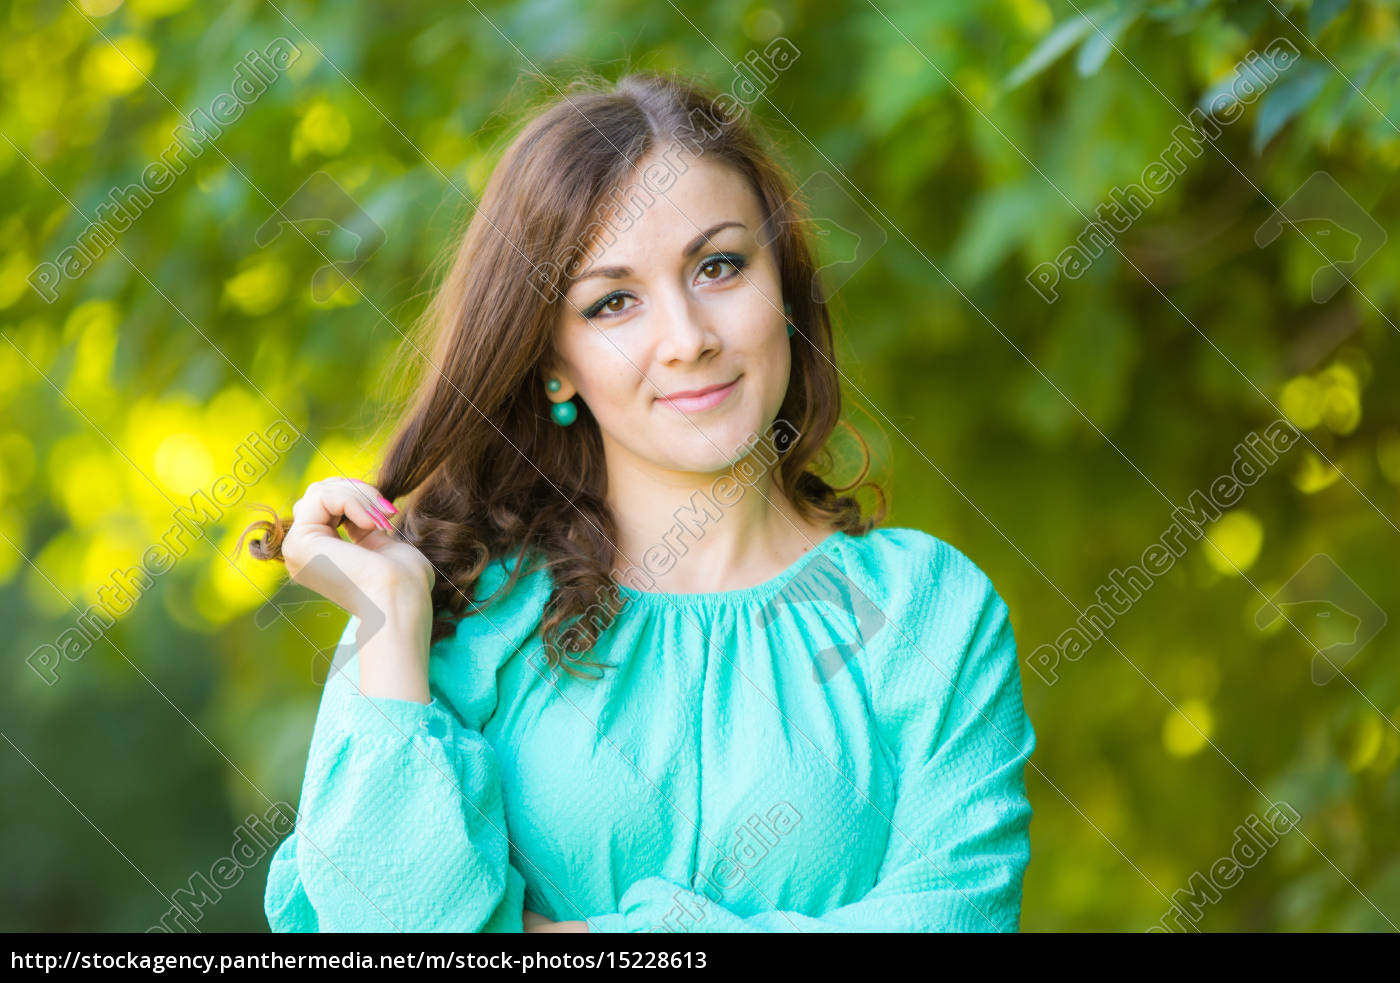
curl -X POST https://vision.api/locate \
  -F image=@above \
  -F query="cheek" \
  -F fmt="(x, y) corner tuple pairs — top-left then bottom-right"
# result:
(741, 297), (788, 355)
(736, 321), (791, 385)
(569, 330), (648, 405)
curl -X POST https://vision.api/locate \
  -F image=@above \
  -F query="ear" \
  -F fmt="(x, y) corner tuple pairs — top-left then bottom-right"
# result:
(540, 367), (577, 402)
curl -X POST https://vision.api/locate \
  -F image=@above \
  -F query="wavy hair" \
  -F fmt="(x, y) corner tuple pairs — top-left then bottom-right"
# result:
(240, 68), (887, 679)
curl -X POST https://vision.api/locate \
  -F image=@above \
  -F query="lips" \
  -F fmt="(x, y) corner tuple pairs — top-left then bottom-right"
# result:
(656, 376), (740, 413)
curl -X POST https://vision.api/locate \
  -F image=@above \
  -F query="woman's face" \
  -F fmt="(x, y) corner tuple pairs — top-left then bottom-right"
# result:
(546, 151), (790, 476)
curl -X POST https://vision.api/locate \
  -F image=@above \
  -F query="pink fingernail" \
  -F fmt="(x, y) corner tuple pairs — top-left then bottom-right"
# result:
(378, 495), (399, 514)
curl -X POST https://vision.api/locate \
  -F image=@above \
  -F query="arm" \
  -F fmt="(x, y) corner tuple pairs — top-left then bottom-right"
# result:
(585, 578), (1035, 933)
(264, 613), (527, 932)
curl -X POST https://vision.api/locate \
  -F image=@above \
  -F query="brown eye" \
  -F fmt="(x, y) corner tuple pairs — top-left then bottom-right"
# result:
(605, 295), (626, 311)
(697, 255), (744, 282)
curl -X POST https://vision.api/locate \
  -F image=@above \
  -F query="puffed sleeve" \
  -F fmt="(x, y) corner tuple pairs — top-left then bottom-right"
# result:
(264, 558), (548, 932)
(585, 552), (1035, 933)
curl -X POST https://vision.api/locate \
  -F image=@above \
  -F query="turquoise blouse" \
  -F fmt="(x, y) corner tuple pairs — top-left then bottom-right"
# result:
(263, 526), (1036, 932)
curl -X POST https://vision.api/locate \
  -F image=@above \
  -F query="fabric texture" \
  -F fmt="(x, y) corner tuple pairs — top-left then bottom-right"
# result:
(264, 526), (1036, 932)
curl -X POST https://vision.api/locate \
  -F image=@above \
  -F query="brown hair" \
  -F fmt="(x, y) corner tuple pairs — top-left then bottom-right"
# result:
(239, 68), (887, 678)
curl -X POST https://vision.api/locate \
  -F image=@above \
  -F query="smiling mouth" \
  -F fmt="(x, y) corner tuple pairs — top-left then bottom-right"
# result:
(656, 376), (740, 413)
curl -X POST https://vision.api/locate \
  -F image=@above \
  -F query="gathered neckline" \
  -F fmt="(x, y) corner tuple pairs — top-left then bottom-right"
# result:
(612, 529), (849, 606)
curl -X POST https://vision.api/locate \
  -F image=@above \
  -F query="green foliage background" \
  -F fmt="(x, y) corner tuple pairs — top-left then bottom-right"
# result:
(3, 0), (1398, 932)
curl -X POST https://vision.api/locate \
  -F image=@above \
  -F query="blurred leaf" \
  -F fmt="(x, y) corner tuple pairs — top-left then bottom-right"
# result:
(1253, 59), (1329, 154)
(1074, 3), (1143, 77)
(1011, 297), (1140, 442)
(950, 182), (1045, 285)
(1319, 52), (1383, 146)
(1002, 6), (1110, 91)
(1308, 0), (1349, 37)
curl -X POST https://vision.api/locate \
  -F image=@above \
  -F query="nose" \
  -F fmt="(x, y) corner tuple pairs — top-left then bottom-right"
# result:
(654, 293), (719, 364)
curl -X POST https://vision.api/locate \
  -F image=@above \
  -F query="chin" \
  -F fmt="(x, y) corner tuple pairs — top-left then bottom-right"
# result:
(661, 420), (770, 470)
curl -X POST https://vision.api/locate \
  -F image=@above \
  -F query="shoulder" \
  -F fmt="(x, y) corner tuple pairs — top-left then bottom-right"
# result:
(428, 546), (554, 672)
(836, 525), (1003, 621)
(439, 548), (553, 640)
(848, 529), (1029, 759)
(841, 526), (1015, 683)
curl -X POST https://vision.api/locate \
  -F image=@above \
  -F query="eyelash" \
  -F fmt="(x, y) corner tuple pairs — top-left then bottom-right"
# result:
(580, 253), (748, 320)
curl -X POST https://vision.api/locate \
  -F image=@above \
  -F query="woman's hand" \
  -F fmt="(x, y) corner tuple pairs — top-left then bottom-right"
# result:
(282, 477), (437, 702)
(282, 477), (433, 610)
(522, 908), (590, 932)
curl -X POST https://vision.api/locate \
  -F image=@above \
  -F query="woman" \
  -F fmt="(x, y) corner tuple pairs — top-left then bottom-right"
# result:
(244, 69), (1035, 933)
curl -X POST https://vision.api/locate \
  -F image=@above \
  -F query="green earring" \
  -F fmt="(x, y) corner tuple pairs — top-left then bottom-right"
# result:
(784, 301), (795, 337)
(552, 401), (577, 426)
(547, 378), (577, 426)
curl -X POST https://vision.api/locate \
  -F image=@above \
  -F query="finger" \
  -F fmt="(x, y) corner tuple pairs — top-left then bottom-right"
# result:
(337, 512), (387, 546)
(336, 495), (391, 541)
(293, 478), (394, 538)
(336, 478), (399, 519)
(335, 479), (399, 540)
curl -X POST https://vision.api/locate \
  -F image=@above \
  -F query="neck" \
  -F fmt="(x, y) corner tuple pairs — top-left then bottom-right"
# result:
(603, 436), (826, 594)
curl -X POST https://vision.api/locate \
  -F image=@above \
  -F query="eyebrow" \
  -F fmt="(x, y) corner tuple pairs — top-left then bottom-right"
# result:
(570, 220), (747, 286)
